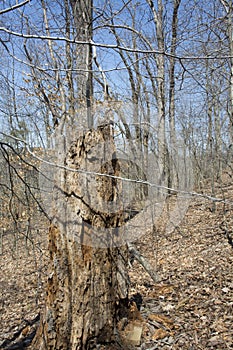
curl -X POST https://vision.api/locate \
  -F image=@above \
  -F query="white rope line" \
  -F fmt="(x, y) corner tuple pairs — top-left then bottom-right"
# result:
(1, 132), (232, 205)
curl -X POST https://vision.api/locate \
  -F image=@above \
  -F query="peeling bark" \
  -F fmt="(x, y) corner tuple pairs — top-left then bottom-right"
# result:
(33, 125), (130, 349)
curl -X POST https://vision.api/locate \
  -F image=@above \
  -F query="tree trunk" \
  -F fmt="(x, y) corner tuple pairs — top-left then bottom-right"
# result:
(227, 0), (233, 144)
(70, 0), (93, 128)
(147, 0), (167, 181)
(33, 124), (130, 349)
(168, 0), (181, 190)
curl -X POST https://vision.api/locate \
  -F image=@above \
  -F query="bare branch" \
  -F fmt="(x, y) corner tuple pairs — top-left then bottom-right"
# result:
(219, 0), (230, 12)
(128, 242), (160, 283)
(0, 26), (233, 60)
(0, 0), (31, 15)
(1, 131), (232, 206)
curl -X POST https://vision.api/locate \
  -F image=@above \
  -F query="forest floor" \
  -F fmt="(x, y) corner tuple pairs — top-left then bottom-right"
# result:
(0, 174), (233, 349)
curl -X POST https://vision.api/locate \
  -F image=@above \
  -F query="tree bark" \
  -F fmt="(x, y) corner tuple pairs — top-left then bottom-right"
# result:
(70, 0), (93, 128)
(33, 124), (130, 349)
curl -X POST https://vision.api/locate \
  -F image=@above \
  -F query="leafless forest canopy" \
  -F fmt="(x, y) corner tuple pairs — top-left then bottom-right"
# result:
(0, 0), (233, 349)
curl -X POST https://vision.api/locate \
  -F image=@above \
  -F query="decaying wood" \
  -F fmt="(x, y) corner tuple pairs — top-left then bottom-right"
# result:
(32, 124), (131, 350)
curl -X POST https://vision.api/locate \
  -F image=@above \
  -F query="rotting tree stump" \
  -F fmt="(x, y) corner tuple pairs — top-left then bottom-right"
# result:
(32, 124), (131, 350)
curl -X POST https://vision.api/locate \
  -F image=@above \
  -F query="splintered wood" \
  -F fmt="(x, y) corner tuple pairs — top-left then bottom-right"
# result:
(32, 125), (130, 349)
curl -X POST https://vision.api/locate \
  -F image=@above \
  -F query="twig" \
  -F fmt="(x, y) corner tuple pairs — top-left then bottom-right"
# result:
(127, 242), (160, 283)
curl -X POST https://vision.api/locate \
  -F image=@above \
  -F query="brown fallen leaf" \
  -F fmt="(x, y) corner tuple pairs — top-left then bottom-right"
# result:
(148, 284), (175, 297)
(128, 301), (144, 322)
(21, 325), (31, 336)
(148, 314), (174, 330)
(152, 328), (169, 340)
(176, 296), (193, 309)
